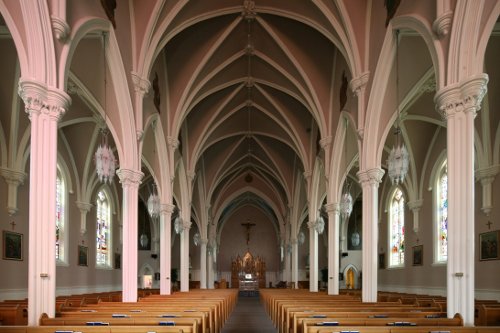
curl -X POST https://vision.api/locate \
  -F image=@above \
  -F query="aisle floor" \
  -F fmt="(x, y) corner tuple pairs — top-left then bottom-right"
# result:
(221, 292), (277, 333)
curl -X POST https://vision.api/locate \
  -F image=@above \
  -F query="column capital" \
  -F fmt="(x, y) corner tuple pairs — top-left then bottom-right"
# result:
(433, 10), (453, 38)
(475, 165), (500, 184)
(357, 168), (384, 186)
(407, 199), (423, 212)
(324, 202), (340, 214)
(350, 72), (370, 96)
(307, 220), (317, 230)
(435, 74), (488, 119)
(200, 238), (209, 245)
(131, 71), (151, 95)
(160, 203), (176, 214)
(167, 136), (179, 150)
(0, 167), (26, 185)
(116, 168), (144, 187)
(18, 79), (71, 121)
(303, 170), (312, 179)
(75, 201), (93, 212)
(319, 136), (333, 150)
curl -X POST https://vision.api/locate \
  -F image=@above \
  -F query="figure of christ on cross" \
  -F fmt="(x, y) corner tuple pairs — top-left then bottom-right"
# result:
(241, 220), (256, 246)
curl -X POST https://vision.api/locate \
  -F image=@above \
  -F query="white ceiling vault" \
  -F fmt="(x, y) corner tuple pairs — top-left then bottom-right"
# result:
(0, 1), (499, 243)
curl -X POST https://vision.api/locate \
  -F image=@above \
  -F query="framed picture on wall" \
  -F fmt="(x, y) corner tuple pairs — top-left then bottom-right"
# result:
(3, 230), (23, 261)
(78, 245), (88, 266)
(479, 230), (499, 261)
(412, 245), (423, 266)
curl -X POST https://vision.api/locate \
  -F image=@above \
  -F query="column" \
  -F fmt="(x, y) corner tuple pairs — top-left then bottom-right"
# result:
(407, 199), (423, 233)
(160, 203), (174, 295)
(435, 74), (488, 325)
(357, 168), (384, 302)
(476, 167), (498, 216)
(291, 239), (298, 289)
(117, 168), (143, 302)
(283, 242), (292, 283)
(180, 216), (191, 292)
(0, 168), (26, 215)
(19, 80), (70, 325)
(307, 220), (319, 292)
(207, 245), (214, 289)
(200, 238), (208, 289)
(325, 203), (340, 295)
(75, 201), (92, 234)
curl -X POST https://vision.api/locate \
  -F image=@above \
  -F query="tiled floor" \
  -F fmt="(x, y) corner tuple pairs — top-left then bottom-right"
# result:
(221, 292), (277, 333)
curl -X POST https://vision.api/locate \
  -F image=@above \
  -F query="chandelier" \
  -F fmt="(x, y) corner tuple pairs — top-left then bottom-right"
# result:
(387, 29), (409, 185)
(298, 231), (305, 245)
(147, 183), (160, 220)
(315, 212), (325, 234)
(193, 232), (200, 246)
(174, 213), (183, 234)
(340, 181), (353, 220)
(95, 129), (117, 184)
(95, 33), (117, 184)
(351, 208), (360, 247)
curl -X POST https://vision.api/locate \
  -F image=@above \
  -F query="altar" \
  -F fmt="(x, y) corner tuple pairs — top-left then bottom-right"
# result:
(231, 251), (266, 289)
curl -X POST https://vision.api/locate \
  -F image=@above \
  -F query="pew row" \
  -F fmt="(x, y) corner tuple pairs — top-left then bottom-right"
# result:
(0, 326), (192, 333)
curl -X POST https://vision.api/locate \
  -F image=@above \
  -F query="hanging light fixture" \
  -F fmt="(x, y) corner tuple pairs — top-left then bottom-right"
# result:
(147, 182), (160, 220)
(95, 32), (117, 184)
(340, 181), (353, 220)
(140, 209), (149, 248)
(315, 210), (325, 234)
(298, 231), (305, 245)
(351, 207), (360, 247)
(174, 212), (183, 234)
(387, 29), (409, 185)
(193, 232), (200, 246)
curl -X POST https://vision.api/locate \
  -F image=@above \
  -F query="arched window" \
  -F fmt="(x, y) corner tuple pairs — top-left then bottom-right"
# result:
(435, 162), (448, 263)
(56, 166), (68, 264)
(389, 188), (405, 267)
(96, 189), (112, 267)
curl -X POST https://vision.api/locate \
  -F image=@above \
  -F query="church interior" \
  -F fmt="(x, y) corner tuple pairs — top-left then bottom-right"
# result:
(0, 0), (499, 331)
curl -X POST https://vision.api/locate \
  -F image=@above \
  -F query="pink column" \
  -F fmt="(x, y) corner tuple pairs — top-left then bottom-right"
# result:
(160, 203), (174, 294)
(19, 80), (70, 325)
(117, 168), (143, 302)
(357, 168), (384, 302)
(435, 75), (488, 325)
(325, 203), (340, 295)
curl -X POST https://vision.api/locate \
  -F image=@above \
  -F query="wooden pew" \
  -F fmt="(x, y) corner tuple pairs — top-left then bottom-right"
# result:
(301, 313), (463, 333)
(477, 304), (500, 326)
(307, 327), (500, 333)
(39, 313), (198, 333)
(0, 326), (194, 332)
(56, 309), (207, 333)
(291, 311), (448, 333)
(0, 303), (27, 325)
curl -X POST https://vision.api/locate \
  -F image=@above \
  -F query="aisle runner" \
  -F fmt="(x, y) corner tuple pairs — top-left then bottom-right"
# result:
(221, 293), (277, 333)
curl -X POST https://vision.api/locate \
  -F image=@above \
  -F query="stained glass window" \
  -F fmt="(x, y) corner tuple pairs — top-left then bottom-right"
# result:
(56, 167), (66, 262)
(436, 164), (448, 263)
(389, 188), (405, 267)
(96, 190), (112, 266)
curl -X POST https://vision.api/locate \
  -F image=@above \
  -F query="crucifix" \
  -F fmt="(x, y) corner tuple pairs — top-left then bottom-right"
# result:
(10, 221), (16, 230)
(241, 220), (256, 246)
(486, 221), (493, 230)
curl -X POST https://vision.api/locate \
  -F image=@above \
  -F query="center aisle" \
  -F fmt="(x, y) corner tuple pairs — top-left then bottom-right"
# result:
(221, 292), (277, 333)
